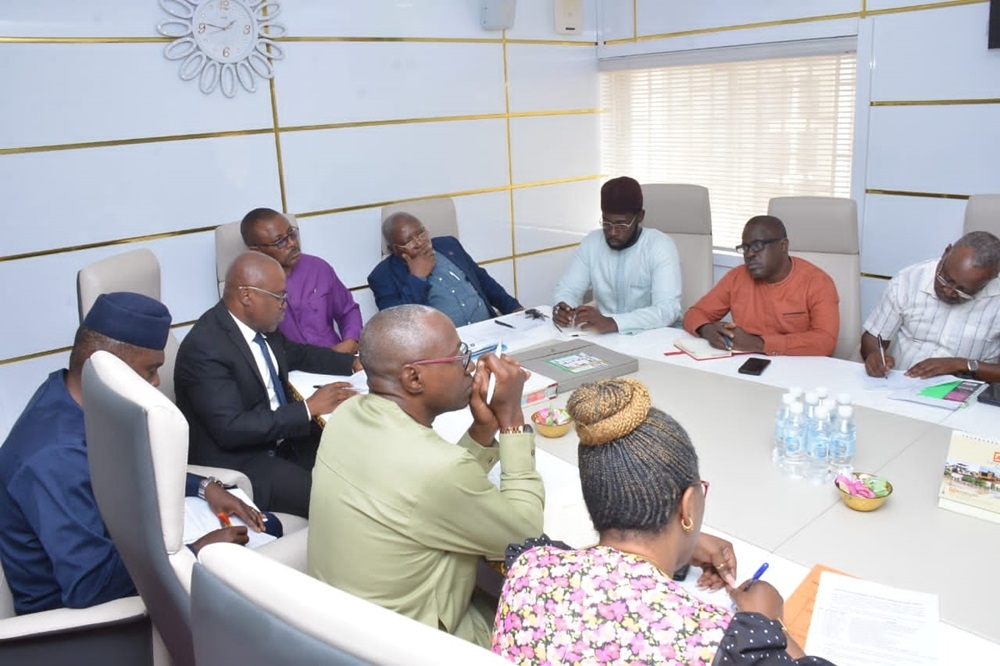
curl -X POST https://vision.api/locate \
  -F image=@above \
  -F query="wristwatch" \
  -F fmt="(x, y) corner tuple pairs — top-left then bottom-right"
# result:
(968, 359), (980, 377)
(499, 424), (533, 435)
(197, 476), (223, 500)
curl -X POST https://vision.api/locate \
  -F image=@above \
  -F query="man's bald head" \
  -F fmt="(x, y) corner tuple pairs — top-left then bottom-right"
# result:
(382, 212), (420, 244)
(223, 252), (288, 332)
(359, 305), (443, 379)
(224, 252), (283, 298)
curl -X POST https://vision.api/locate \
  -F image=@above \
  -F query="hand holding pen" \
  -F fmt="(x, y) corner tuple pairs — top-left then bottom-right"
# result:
(728, 562), (785, 619)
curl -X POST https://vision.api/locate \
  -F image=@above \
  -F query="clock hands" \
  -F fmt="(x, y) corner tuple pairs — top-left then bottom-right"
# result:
(202, 20), (236, 33)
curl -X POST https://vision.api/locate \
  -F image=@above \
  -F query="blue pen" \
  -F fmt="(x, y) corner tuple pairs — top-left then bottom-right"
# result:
(722, 334), (733, 351)
(743, 562), (769, 591)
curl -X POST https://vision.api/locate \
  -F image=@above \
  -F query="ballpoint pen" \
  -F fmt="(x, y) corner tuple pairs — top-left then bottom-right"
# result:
(722, 334), (733, 351)
(217, 512), (233, 528)
(876, 334), (887, 374)
(743, 562), (769, 591)
(495, 319), (515, 329)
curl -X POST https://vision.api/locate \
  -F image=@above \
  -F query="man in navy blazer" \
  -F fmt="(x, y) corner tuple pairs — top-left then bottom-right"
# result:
(368, 212), (522, 326)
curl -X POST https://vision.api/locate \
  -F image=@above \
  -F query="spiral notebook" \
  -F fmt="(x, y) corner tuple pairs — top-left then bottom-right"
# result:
(938, 431), (1000, 524)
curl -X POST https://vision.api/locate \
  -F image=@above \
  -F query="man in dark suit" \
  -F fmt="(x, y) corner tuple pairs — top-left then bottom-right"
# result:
(175, 252), (360, 517)
(367, 212), (522, 326)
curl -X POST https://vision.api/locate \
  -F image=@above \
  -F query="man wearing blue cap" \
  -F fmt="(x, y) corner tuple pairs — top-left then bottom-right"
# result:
(0, 292), (275, 615)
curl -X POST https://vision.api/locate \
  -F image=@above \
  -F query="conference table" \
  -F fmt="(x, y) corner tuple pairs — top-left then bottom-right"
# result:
(292, 311), (1000, 662)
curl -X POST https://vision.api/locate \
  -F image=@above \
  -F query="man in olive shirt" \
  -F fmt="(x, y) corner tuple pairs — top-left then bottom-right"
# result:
(308, 305), (544, 647)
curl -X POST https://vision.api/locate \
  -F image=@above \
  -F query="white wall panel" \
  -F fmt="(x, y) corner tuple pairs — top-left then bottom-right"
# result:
(0, 353), (68, 441)
(866, 105), (1000, 195)
(515, 247), (579, 308)
(280, 0), (483, 39)
(297, 209), (384, 290)
(0, 44), (274, 149)
(1, 134), (280, 256)
(0, 233), (219, 360)
(353, 288), (377, 324)
(506, 0), (599, 41)
(0, 1), (162, 37)
(453, 191), (515, 262)
(866, 0), (980, 10)
(509, 114), (601, 184)
(482, 260), (516, 303)
(870, 4), (1000, 101)
(635, 0), (861, 36)
(275, 42), (505, 127)
(861, 194), (965, 276)
(860, 275), (890, 324)
(281, 119), (508, 214)
(599, 0), (634, 42)
(513, 180), (599, 253)
(506, 44), (598, 113)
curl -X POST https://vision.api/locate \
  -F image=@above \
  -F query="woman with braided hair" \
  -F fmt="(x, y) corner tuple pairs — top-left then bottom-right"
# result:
(492, 378), (835, 665)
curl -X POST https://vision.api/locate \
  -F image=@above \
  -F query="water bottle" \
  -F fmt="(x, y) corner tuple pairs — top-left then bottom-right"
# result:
(782, 401), (807, 478)
(773, 393), (795, 468)
(829, 405), (857, 476)
(788, 386), (804, 401)
(836, 393), (852, 407)
(804, 392), (819, 423)
(806, 405), (833, 485)
(821, 397), (838, 414)
(815, 386), (830, 402)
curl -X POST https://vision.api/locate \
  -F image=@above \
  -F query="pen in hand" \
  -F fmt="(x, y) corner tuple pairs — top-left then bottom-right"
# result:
(876, 334), (887, 376)
(742, 562), (769, 591)
(722, 334), (733, 351)
(217, 512), (232, 528)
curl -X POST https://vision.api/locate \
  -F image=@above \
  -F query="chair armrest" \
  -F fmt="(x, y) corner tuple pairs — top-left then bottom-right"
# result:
(252, 527), (309, 574)
(0, 596), (147, 641)
(186, 465), (253, 499)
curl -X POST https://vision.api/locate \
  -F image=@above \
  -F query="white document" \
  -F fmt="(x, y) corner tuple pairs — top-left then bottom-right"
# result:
(858, 367), (937, 392)
(805, 572), (939, 666)
(183, 488), (277, 550)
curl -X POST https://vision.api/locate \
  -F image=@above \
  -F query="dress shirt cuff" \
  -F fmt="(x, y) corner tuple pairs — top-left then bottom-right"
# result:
(761, 335), (785, 356)
(498, 433), (537, 473)
(302, 400), (311, 420)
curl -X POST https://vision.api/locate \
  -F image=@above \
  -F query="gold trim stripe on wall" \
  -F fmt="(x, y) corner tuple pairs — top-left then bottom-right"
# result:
(605, 0), (988, 46)
(0, 110), (604, 157)
(871, 98), (1000, 107)
(501, 29), (519, 296)
(0, 35), (596, 46)
(865, 188), (970, 200)
(0, 175), (605, 263)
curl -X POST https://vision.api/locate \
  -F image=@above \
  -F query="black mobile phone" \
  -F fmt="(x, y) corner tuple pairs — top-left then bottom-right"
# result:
(977, 383), (1000, 407)
(738, 357), (772, 376)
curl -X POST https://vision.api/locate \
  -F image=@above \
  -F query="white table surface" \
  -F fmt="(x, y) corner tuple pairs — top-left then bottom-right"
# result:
(292, 312), (1000, 662)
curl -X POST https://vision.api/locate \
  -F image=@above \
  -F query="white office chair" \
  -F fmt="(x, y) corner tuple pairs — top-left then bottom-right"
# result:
(767, 196), (861, 361)
(77, 248), (180, 403)
(380, 197), (459, 255)
(963, 195), (1000, 237)
(641, 184), (713, 315)
(82, 352), (309, 665)
(193, 543), (508, 666)
(215, 214), (299, 296)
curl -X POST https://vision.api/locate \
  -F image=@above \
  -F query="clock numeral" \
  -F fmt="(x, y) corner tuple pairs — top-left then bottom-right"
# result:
(198, 23), (206, 33)
(243, 24), (252, 34)
(222, 46), (231, 58)
(220, 0), (230, 9)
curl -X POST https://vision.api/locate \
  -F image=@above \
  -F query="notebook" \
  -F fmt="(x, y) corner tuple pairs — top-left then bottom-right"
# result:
(673, 335), (749, 360)
(511, 340), (638, 393)
(890, 378), (986, 410)
(938, 431), (1000, 524)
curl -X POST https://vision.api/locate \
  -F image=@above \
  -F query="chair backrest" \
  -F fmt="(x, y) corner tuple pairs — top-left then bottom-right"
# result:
(194, 543), (508, 666)
(215, 214), (299, 296)
(963, 195), (1000, 236)
(83, 351), (196, 666)
(767, 196), (861, 361)
(77, 248), (179, 402)
(641, 184), (713, 314)
(380, 197), (459, 254)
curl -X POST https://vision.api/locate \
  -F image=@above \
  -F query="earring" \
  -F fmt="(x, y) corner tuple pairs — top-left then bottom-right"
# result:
(680, 516), (694, 532)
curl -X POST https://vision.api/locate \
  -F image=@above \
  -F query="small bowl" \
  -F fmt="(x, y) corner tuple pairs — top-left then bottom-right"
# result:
(531, 407), (573, 438)
(835, 472), (893, 512)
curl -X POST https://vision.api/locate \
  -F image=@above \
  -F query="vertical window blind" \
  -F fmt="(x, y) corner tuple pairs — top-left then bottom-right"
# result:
(600, 47), (857, 250)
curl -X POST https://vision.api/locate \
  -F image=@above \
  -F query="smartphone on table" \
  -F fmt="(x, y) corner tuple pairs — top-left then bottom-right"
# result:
(738, 357), (771, 376)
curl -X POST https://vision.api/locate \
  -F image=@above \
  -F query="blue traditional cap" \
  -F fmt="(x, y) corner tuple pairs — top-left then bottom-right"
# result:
(83, 292), (172, 351)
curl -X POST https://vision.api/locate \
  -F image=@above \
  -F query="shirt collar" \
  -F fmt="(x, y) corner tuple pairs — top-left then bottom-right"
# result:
(228, 310), (260, 345)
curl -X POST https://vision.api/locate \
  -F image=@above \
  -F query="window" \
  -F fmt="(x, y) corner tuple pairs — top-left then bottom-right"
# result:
(600, 42), (856, 250)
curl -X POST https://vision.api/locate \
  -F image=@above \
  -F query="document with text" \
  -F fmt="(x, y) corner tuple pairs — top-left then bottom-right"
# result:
(805, 572), (939, 666)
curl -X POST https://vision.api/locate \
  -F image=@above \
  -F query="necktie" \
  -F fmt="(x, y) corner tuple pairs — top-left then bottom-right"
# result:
(253, 332), (288, 406)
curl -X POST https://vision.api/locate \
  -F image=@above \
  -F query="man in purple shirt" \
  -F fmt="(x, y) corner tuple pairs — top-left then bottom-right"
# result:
(242, 208), (363, 353)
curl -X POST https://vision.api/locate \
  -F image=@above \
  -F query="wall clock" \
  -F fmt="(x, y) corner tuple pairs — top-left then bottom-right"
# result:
(157, 0), (286, 98)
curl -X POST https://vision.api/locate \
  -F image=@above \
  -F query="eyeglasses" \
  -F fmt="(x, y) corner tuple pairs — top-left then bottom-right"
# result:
(735, 237), (785, 255)
(240, 285), (288, 306)
(600, 215), (638, 232)
(394, 229), (429, 253)
(409, 342), (473, 370)
(935, 268), (975, 301)
(255, 226), (299, 250)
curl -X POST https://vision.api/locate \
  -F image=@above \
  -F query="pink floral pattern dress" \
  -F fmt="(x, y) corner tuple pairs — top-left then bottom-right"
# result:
(492, 545), (836, 666)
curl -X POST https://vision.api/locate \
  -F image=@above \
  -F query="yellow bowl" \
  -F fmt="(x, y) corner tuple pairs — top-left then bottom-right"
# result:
(531, 407), (573, 438)
(835, 473), (893, 512)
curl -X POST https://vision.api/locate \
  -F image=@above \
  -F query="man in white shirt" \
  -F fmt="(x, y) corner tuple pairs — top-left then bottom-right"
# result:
(552, 176), (682, 334)
(862, 231), (1000, 381)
